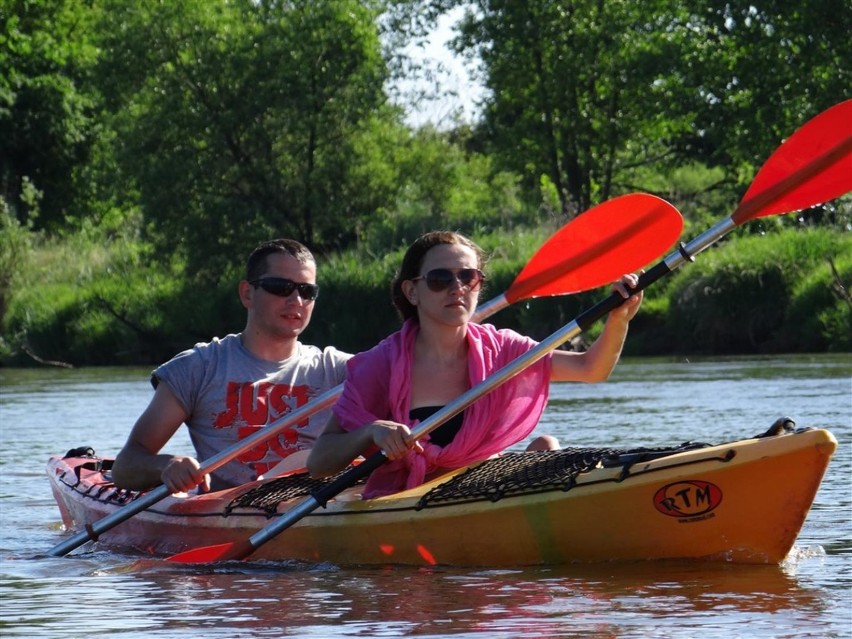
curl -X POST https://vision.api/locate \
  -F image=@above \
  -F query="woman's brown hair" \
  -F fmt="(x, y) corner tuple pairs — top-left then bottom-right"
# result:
(391, 231), (486, 322)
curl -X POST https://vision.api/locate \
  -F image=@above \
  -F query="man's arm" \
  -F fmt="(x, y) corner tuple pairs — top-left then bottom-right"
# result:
(111, 383), (210, 493)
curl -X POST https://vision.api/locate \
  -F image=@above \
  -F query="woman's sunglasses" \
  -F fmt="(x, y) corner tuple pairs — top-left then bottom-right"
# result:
(411, 268), (485, 292)
(250, 277), (320, 301)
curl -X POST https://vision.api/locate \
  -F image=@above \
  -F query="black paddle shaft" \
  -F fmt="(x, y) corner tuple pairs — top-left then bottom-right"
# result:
(312, 452), (387, 507)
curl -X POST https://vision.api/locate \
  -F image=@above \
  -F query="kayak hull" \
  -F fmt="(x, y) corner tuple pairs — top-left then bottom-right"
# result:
(47, 427), (836, 566)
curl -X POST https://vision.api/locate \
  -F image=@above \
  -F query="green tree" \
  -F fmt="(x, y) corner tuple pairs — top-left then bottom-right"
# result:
(671, 0), (851, 172)
(428, 0), (849, 216)
(0, 0), (99, 229)
(93, 0), (394, 279)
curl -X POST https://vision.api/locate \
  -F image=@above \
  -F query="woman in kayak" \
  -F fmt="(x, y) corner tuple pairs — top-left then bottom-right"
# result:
(307, 231), (642, 498)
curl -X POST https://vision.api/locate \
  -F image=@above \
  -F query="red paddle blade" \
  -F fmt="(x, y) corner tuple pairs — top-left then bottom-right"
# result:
(733, 100), (852, 224)
(165, 540), (249, 563)
(505, 193), (683, 302)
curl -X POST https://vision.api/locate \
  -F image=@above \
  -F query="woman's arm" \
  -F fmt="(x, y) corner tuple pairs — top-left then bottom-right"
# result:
(307, 414), (422, 478)
(550, 273), (643, 383)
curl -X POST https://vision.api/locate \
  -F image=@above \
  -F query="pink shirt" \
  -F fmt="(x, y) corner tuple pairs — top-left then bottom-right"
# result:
(333, 320), (552, 497)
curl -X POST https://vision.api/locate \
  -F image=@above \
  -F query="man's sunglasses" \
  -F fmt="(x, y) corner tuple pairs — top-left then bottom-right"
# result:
(411, 268), (485, 292)
(250, 277), (320, 301)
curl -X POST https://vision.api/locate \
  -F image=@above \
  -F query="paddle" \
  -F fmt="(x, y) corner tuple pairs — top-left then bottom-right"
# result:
(473, 192), (684, 317)
(166, 100), (851, 565)
(45, 193), (680, 558)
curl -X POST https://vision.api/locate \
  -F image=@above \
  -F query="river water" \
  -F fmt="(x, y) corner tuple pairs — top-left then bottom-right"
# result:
(1, 355), (850, 638)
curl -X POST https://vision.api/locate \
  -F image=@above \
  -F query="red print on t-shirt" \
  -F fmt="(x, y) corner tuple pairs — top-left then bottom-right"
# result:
(213, 381), (313, 476)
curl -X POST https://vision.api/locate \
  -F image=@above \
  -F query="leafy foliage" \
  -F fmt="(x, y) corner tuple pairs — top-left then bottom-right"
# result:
(0, 0), (100, 229)
(664, 228), (852, 354)
(1, 0), (850, 364)
(444, 0), (850, 216)
(93, 0), (393, 279)
(0, 197), (33, 325)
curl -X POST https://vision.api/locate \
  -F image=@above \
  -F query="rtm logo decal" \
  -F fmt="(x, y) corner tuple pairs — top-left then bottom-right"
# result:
(653, 480), (722, 519)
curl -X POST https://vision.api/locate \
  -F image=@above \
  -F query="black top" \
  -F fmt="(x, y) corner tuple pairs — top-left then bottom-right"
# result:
(409, 406), (464, 447)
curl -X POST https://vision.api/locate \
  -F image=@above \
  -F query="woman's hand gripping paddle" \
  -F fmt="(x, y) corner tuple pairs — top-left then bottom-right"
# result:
(165, 194), (684, 563)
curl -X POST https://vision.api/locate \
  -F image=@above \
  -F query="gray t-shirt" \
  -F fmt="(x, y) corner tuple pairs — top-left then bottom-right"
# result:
(153, 333), (350, 489)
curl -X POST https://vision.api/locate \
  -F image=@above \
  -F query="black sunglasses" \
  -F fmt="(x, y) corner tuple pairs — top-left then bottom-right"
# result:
(411, 268), (485, 292)
(250, 277), (320, 301)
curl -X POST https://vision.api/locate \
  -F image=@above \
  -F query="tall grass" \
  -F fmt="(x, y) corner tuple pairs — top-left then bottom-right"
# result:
(2, 223), (849, 366)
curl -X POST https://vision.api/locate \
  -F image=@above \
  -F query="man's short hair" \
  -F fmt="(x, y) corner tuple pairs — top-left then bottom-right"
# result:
(246, 239), (315, 281)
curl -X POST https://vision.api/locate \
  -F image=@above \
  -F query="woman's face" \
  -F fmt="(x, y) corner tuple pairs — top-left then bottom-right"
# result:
(405, 242), (483, 327)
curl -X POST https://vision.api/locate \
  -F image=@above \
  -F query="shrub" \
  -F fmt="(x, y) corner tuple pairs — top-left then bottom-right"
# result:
(665, 227), (851, 354)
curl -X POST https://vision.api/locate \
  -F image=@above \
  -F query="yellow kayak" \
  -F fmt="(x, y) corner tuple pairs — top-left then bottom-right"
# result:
(47, 423), (836, 566)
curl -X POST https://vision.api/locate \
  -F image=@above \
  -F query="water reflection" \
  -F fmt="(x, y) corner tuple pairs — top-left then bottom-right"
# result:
(43, 559), (813, 638)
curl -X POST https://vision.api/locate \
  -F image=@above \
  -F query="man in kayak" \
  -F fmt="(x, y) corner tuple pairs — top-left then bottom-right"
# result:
(307, 231), (641, 498)
(112, 238), (351, 494)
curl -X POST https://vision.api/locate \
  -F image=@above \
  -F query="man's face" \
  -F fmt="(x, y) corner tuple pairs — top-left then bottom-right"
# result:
(245, 253), (317, 340)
